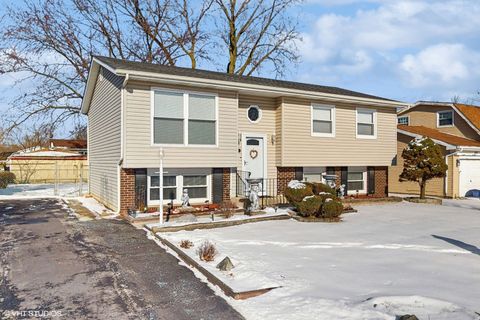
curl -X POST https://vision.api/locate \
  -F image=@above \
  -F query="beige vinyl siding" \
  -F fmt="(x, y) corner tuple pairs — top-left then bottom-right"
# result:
(237, 95), (279, 179)
(402, 105), (480, 140)
(88, 67), (123, 210)
(281, 97), (397, 166)
(388, 133), (446, 197)
(447, 154), (460, 198)
(275, 98), (283, 166)
(124, 81), (237, 168)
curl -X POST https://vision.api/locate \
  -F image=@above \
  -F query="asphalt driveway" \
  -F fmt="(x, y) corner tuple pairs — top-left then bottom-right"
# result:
(0, 199), (243, 320)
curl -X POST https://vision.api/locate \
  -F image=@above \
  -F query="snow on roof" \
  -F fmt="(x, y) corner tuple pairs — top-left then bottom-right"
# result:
(8, 149), (85, 159)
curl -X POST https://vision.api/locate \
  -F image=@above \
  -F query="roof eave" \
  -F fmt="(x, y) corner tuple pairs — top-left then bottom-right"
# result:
(397, 128), (457, 150)
(398, 102), (480, 135)
(123, 71), (405, 107)
(80, 57), (119, 114)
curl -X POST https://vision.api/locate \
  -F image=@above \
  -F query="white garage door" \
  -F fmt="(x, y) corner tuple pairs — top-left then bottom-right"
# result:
(459, 159), (480, 197)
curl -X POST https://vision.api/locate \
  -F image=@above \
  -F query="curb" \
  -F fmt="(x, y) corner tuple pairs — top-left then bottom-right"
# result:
(146, 214), (291, 233)
(151, 231), (280, 300)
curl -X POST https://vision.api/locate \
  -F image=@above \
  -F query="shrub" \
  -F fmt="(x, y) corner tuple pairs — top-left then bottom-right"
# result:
(320, 200), (344, 219)
(284, 180), (313, 203)
(197, 241), (218, 262)
(296, 195), (323, 217)
(180, 240), (194, 249)
(219, 200), (236, 218)
(306, 182), (336, 197)
(0, 171), (16, 189)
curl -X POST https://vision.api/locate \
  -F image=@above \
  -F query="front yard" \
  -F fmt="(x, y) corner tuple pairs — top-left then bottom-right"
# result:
(162, 201), (480, 320)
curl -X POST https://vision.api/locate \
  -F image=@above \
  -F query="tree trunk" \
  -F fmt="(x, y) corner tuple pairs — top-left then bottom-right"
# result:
(419, 180), (426, 199)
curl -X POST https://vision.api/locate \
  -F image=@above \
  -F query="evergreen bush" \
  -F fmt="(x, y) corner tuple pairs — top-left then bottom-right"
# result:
(0, 171), (16, 189)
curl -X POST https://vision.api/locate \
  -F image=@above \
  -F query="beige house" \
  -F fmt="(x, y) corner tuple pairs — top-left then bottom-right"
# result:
(389, 102), (480, 198)
(81, 56), (405, 213)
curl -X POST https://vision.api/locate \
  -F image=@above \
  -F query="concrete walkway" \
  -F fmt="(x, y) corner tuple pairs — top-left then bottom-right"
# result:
(0, 199), (243, 320)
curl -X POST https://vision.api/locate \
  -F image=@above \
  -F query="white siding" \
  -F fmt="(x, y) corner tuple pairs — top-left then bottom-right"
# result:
(88, 68), (123, 210)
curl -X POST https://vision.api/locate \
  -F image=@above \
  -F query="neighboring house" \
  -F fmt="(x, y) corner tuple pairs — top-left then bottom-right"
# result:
(81, 56), (405, 213)
(0, 145), (19, 169)
(389, 101), (480, 198)
(7, 150), (88, 184)
(49, 139), (88, 155)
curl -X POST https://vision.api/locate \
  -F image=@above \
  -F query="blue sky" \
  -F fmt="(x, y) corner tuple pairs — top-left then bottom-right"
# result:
(295, 0), (480, 103)
(1, 0), (479, 137)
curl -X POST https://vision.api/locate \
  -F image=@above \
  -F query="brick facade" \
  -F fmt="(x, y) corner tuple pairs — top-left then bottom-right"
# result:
(277, 167), (296, 194)
(120, 168), (135, 216)
(374, 166), (388, 197)
(222, 168), (231, 201)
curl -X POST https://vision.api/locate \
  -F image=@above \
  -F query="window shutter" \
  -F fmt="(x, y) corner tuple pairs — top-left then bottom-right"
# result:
(212, 168), (223, 204)
(295, 167), (303, 181)
(367, 167), (375, 194)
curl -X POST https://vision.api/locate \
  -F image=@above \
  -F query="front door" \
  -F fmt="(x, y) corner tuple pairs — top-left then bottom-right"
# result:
(243, 136), (265, 179)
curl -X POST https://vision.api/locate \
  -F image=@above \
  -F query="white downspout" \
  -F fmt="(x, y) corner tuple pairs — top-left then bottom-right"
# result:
(116, 73), (129, 214)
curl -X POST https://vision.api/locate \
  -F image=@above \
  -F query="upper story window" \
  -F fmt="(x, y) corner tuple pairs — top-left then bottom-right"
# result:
(153, 91), (184, 144)
(153, 89), (217, 146)
(398, 116), (409, 125)
(188, 94), (216, 145)
(437, 110), (453, 127)
(311, 104), (335, 137)
(356, 108), (377, 139)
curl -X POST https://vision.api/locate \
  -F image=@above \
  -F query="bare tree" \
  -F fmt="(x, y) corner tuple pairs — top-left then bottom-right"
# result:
(69, 123), (87, 140)
(0, 0), (179, 136)
(0, 0), (302, 136)
(214, 0), (301, 77)
(13, 125), (53, 151)
(163, 0), (214, 69)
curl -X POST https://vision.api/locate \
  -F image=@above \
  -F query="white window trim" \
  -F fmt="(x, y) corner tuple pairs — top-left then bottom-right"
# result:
(437, 110), (454, 128)
(246, 105), (262, 124)
(311, 104), (336, 138)
(347, 167), (367, 194)
(147, 171), (212, 205)
(356, 107), (377, 139)
(150, 87), (219, 148)
(397, 115), (409, 125)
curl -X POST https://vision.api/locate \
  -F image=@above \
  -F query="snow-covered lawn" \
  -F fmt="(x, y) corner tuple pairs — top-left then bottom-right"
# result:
(162, 201), (480, 320)
(0, 183), (87, 199)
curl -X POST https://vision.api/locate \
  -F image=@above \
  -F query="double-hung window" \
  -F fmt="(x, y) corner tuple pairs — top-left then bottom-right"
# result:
(437, 110), (453, 127)
(188, 94), (216, 145)
(183, 175), (208, 198)
(150, 175), (177, 201)
(398, 116), (409, 125)
(153, 91), (184, 144)
(347, 168), (366, 193)
(153, 90), (217, 145)
(312, 104), (335, 137)
(357, 108), (376, 138)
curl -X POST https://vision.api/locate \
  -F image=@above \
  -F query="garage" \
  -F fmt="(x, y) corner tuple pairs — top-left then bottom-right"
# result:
(458, 157), (480, 197)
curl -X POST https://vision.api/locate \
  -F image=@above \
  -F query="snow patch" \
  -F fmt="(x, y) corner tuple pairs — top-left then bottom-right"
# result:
(288, 180), (306, 189)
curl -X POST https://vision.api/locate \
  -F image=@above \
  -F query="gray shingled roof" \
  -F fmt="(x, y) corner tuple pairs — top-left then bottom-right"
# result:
(94, 56), (397, 102)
